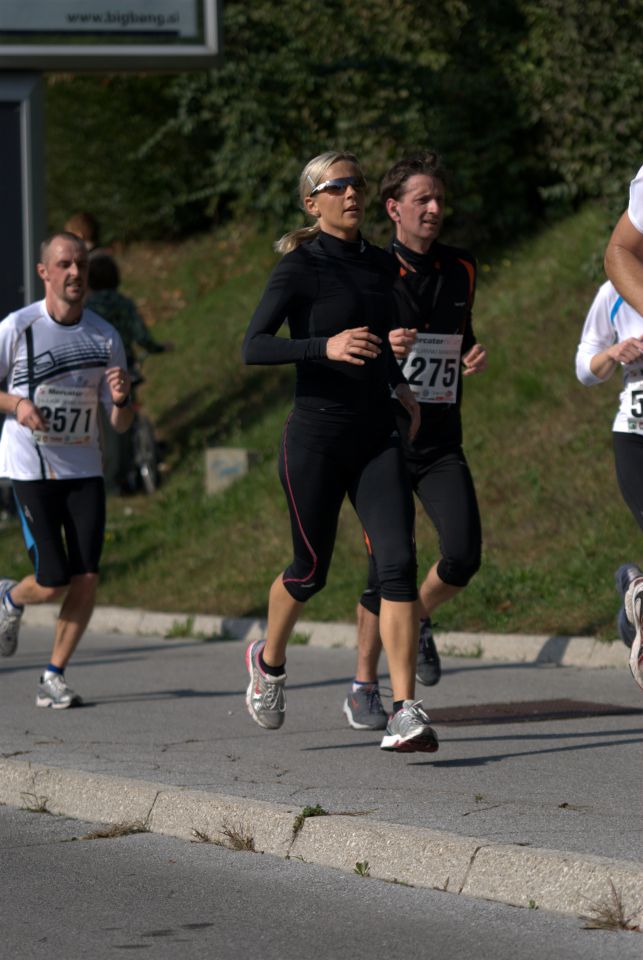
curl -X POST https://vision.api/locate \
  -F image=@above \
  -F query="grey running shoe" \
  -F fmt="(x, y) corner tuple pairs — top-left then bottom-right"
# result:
(380, 700), (439, 753)
(416, 618), (441, 686)
(624, 576), (643, 691)
(36, 674), (83, 709)
(343, 684), (387, 730)
(245, 640), (286, 729)
(615, 564), (641, 648)
(0, 579), (22, 657)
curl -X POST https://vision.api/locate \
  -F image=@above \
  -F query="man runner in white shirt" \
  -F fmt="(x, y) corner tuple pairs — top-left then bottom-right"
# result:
(601, 165), (643, 690)
(575, 280), (643, 687)
(0, 232), (133, 707)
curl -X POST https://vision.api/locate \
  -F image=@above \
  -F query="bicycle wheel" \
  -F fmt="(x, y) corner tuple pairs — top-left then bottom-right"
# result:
(133, 414), (159, 495)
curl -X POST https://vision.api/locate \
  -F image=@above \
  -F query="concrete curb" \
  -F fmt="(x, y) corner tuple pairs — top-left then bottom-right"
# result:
(0, 758), (640, 924)
(22, 604), (627, 669)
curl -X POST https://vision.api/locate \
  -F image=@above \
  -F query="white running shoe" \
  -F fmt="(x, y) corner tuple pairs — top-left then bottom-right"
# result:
(245, 640), (286, 729)
(624, 576), (643, 690)
(0, 579), (22, 657)
(380, 700), (439, 753)
(614, 563), (641, 648)
(36, 673), (83, 709)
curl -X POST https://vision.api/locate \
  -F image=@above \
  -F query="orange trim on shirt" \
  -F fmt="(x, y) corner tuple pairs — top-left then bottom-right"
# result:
(457, 257), (476, 307)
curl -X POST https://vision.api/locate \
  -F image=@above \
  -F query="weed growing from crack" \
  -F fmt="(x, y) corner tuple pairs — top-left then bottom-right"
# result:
(581, 880), (640, 931)
(165, 617), (233, 643)
(292, 803), (328, 837)
(21, 792), (50, 814)
(79, 820), (149, 840)
(354, 861), (370, 877)
(192, 822), (255, 851)
(221, 822), (255, 851)
(289, 632), (310, 645)
(165, 616), (196, 639)
(191, 828), (217, 844)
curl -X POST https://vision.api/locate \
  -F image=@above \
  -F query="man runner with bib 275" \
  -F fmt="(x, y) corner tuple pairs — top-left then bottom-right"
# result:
(344, 153), (488, 731)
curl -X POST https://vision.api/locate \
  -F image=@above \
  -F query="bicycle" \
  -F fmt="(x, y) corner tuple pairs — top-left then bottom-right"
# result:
(102, 358), (162, 496)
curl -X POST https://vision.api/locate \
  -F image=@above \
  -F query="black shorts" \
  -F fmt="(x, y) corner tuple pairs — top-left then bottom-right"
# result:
(12, 477), (106, 587)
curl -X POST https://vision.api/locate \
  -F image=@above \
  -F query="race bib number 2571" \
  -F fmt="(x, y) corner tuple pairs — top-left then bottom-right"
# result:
(398, 333), (463, 403)
(31, 384), (97, 446)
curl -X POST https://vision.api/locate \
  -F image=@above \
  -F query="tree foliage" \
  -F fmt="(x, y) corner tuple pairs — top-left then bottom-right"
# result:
(45, 0), (642, 248)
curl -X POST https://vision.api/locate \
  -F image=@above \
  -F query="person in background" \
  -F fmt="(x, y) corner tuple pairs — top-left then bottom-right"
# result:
(86, 251), (173, 371)
(64, 211), (101, 253)
(0, 232), (132, 707)
(344, 153), (487, 732)
(85, 251), (173, 493)
(242, 150), (439, 753)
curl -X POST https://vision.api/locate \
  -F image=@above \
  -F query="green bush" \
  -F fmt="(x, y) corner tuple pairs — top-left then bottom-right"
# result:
(45, 0), (642, 250)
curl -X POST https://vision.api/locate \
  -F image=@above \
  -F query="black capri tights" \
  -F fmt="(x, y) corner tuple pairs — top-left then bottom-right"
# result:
(279, 410), (417, 604)
(613, 432), (643, 531)
(360, 447), (482, 615)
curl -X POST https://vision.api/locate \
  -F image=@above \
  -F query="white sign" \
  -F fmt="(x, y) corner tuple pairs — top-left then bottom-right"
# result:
(0, 0), (221, 69)
(1, 1), (198, 38)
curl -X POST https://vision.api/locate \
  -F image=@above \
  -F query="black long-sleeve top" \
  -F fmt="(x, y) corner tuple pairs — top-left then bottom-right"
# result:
(390, 238), (477, 456)
(242, 231), (404, 417)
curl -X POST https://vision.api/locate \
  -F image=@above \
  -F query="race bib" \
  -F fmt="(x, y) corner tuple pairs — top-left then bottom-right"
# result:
(31, 383), (97, 446)
(398, 333), (463, 403)
(626, 378), (643, 434)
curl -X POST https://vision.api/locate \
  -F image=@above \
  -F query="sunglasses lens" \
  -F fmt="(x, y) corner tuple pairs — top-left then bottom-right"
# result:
(312, 176), (366, 196)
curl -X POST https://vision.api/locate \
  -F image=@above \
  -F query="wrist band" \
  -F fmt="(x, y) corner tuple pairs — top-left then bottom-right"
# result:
(14, 397), (27, 417)
(113, 394), (131, 409)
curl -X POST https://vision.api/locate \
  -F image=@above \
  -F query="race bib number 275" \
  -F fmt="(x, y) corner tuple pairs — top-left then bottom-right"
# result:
(398, 333), (463, 403)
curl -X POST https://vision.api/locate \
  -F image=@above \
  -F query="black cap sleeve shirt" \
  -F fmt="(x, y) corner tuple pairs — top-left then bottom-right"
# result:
(242, 231), (404, 417)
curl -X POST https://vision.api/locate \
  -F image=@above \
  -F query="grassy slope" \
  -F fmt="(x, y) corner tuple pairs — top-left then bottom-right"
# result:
(0, 207), (638, 638)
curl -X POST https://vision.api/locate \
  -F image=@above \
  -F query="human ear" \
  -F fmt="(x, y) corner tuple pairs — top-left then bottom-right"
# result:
(304, 195), (321, 218)
(385, 197), (400, 222)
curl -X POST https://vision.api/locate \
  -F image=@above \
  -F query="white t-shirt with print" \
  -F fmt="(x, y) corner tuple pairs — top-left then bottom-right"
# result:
(628, 164), (643, 234)
(0, 300), (127, 480)
(575, 280), (643, 434)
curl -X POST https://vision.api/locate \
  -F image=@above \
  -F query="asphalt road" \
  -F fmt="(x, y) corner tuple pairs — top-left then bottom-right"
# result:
(1, 624), (641, 930)
(1, 804), (640, 960)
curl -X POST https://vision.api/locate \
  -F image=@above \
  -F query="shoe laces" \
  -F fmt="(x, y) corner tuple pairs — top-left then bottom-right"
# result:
(366, 685), (383, 712)
(46, 673), (68, 693)
(1, 601), (21, 624)
(258, 677), (285, 711)
(632, 578), (643, 615)
(401, 699), (432, 724)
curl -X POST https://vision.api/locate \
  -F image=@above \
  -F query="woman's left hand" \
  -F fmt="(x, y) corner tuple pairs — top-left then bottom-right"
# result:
(394, 383), (420, 443)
